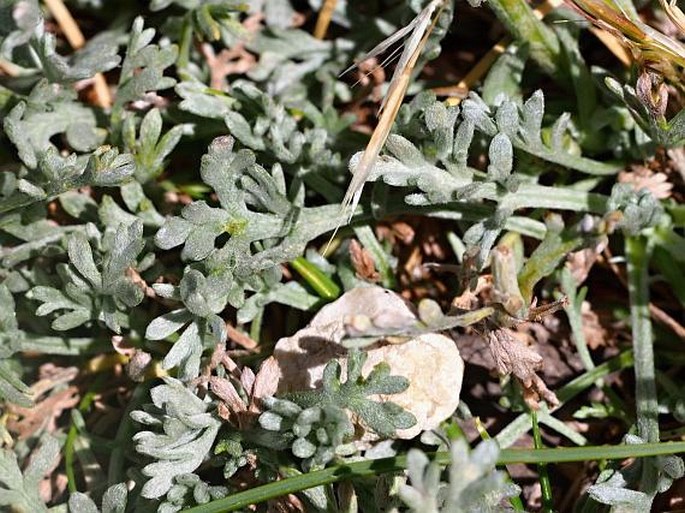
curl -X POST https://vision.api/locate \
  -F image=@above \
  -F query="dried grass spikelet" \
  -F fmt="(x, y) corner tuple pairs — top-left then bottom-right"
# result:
(566, 0), (685, 88)
(330, 0), (450, 244)
(269, 285), (464, 440)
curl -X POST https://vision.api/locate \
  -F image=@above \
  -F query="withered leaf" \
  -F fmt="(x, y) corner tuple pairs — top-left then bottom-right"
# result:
(488, 328), (559, 408)
(349, 239), (380, 282)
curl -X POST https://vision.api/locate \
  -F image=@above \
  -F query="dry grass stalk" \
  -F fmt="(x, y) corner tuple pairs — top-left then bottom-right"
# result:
(567, 0), (685, 86)
(332, 0), (449, 243)
(314, 0), (339, 39)
(44, 0), (112, 107)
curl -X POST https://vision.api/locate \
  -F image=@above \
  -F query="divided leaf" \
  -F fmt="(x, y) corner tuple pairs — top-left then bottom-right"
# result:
(131, 378), (221, 499)
(0, 436), (59, 513)
(399, 439), (520, 513)
(27, 221), (146, 333)
(285, 350), (416, 438)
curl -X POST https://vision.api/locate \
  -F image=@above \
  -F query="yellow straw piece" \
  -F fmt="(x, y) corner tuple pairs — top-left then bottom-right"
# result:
(314, 0), (339, 39)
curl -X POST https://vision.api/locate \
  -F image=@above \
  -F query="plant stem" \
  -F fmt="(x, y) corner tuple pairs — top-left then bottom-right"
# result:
(182, 440), (685, 513)
(290, 256), (341, 300)
(485, 0), (561, 76)
(65, 378), (105, 492)
(177, 14), (194, 77)
(626, 235), (660, 494)
(531, 410), (555, 513)
(559, 268), (595, 372)
(313, 0), (338, 39)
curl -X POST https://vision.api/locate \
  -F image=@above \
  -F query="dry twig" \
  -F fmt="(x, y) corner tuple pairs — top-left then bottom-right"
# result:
(43, 0), (112, 107)
(314, 0), (338, 39)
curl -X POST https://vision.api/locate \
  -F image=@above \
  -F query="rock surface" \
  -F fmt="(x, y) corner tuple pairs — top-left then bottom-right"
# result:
(269, 285), (464, 439)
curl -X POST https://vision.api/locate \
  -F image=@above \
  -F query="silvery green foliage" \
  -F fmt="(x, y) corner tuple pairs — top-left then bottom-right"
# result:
(244, 25), (340, 99)
(259, 397), (357, 470)
(149, 0), (245, 45)
(177, 78), (352, 203)
(0, 0), (42, 58)
(607, 183), (664, 235)
(369, 88), (663, 269)
(221, 80), (348, 197)
(151, 135), (334, 337)
(111, 18), (178, 135)
(99, 182), (166, 229)
(587, 435), (684, 511)
(244, 0), (297, 29)
(156, 473), (228, 513)
(279, 350), (417, 439)
(30, 27), (120, 84)
(256, 351), (416, 472)
(12, 84), (101, 163)
(27, 220), (146, 333)
(0, 284), (31, 406)
(155, 0), (340, 100)
(130, 378), (222, 499)
(214, 432), (250, 479)
(0, 435), (59, 512)
(481, 44), (527, 106)
(396, 89), (618, 177)
(2, 81), (135, 207)
(399, 439), (520, 513)
(367, 89), (620, 266)
(0, 202), (72, 268)
(603, 72), (685, 147)
(68, 483), (128, 513)
(174, 79), (239, 121)
(0, 0), (120, 83)
(155, 136), (301, 262)
(145, 269), (228, 380)
(122, 109), (186, 183)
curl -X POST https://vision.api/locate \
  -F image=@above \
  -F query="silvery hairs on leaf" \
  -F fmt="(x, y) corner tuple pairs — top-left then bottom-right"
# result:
(399, 439), (520, 512)
(0, 435), (60, 513)
(130, 378), (221, 499)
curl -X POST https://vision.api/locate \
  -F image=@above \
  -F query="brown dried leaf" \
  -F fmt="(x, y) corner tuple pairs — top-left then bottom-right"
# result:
(667, 147), (685, 180)
(565, 238), (607, 285)
(488, 328), (559, 408)
(6, 365), (80, 439)
(209, 376), (247, 425)
(201, 43), (257, 90)
(250, 356), (280, 412)
(618, 166), (673, 199)
(267, 493), (305, 513)
(387, 221), (415, 244)
(126, 267), (154, 297)
(355, 57), (386, 103)
(111, 335), (134, 357)
(8, 387), (80, 439)
(35, 364), (79, 393)
(240, 366), (256, 396)
(42, 472), (68, 505)
(227, 324), (259, 351)
(197, 344), (281, 427)
(349, 239), (380, 282)
(581, 301), (609, 350)
(450, 275), (492, 311)
(126, 350), (152, 382)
